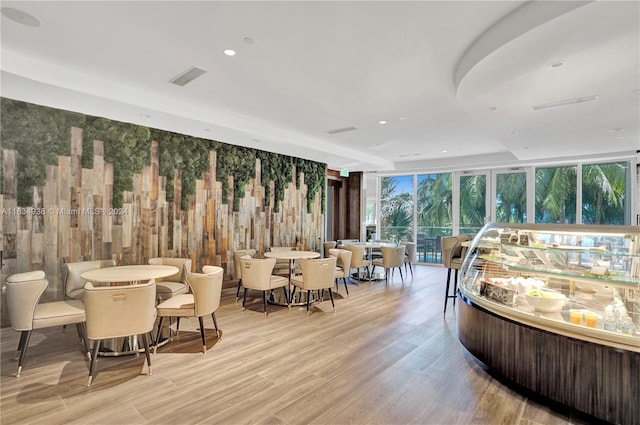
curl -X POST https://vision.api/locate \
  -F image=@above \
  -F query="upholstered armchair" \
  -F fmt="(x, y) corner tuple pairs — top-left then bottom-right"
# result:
(371, 245), (406, 285)
(148, 257), (192, 301)
(62, 259), (116, 300)
(343, 245), (370, 281)
(240, 257), (289, 317)
(290, 257), (337, 314)
(233, 249), (257, 299)
(83, 279), (156, 386)
(155, 266), (223, 353)
(5, 270), (87, 377)
(328, 248), (352, 296)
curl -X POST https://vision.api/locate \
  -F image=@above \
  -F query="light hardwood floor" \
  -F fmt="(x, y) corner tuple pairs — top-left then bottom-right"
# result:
(1, 266), (609, 425)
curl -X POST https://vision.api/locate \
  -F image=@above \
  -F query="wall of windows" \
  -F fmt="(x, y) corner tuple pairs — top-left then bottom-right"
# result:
(372, 159), (636, 265)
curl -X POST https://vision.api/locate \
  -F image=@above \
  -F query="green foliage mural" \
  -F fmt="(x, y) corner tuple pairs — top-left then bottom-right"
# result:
(0, 98), (85, 204)
(85, 117), (151, 207)
(0, 98), (325, 212)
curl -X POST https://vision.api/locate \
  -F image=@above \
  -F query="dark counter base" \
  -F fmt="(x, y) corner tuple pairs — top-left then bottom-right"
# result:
(457, 294), (640, 425)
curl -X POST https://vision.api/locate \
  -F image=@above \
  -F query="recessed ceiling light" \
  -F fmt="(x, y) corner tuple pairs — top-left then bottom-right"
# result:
(204, 128), (211, 132)
(252, 139), (261, 143)
(509, 130), (519, 135)
(617, 136), (625, 140)
(399, 117), (407, 120)
(488, 106), (498, 111)
(140, 113), (151, 118)
(1, 7), (41, 27)
(609, 127), (625, 133)
(523, 147), (529, 149)
(378, 120), (387, 125)
(442, 150), (448, 153)
(243, 37), (254, 44)
(223, 49), (236, 56)
(549, 61), (565, 69)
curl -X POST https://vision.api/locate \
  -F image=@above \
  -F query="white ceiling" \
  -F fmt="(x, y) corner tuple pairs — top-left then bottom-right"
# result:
(1, 1), (638, 173)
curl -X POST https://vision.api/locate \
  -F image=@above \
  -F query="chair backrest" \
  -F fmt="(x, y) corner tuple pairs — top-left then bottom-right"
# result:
(297, 257), (337, 290)
(240, 257), (277, 290)
(232, 249), (257, 280)
(5, 271), (48, 331)
(404, 242), (417, 263)
(323, 241), (337, 257)
(84, 279), (156, 340)
(442, 236), (471, 268)
(148, 257), (191, 282)
(343, 245), (367, 268)
(380, 245), (406, 268)
(186, 267), (223, 317)
(62, 259), (116, 299)
(269, 246), (295, 252)
(328, 248), (352, 273)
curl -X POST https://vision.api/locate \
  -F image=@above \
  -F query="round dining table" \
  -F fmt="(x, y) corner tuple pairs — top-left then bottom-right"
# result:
(81, 264), (178, 283)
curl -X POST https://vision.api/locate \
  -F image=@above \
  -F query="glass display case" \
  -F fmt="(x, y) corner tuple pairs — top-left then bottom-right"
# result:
(459, 222), (639, 349)
(456, 223), (639, 424)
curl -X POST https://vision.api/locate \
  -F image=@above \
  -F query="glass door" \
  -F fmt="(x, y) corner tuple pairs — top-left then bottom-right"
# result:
(457, 171), (489, 235)
(491, 168), (530, 224)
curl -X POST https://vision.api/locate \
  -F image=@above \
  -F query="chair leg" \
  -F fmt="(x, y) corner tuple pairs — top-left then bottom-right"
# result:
(328, 288), (335, 312)
(198, 316), (207, 353)
(242, 287), (248, 310)
(343, 277), (349, 296)
(86, 339), (101, 387)
(444, 268), (452, 315)
(235, 278), (242, 300)
(155, 317), (165, 351)
(141, 333), (153, 375)
(290, 286), (297, 304)
(76, 322), (90, 357)
(409, 263), (413, 278)
(262, 291), (267, 318)
(176, 317), (181, 335)
(211, 312), (220, 337)
(453, 269), (459, 307)
(16, 330), (32, 377)
(399, 267), (404, 284)
(306, 290), (311, 314)
(16, 330), (29, 360)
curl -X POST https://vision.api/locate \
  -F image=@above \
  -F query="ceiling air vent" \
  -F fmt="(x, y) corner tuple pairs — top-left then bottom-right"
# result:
(532, 95), (598, 111)
(326, 126), (358, 135)
(169, 66), (207, 86)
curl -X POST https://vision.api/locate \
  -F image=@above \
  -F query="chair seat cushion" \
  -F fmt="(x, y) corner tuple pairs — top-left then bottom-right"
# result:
(156, 294), (195, 317)
(33, 300), (86, 329)
(451, 258), (464, 269)
(270, 275), (289, 288)
(156, 281), (189, 294)
(290, 275), (304, 288)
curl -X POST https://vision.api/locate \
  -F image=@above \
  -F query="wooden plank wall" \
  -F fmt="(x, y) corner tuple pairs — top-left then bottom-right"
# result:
(0, 127), (324, 310)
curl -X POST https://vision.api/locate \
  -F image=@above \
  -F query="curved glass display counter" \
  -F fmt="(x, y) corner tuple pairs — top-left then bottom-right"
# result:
(457, 223), (639, 425)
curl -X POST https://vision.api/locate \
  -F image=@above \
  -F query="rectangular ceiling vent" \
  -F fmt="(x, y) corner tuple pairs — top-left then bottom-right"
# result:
(169, 66), (207, 86)
(532, 95), (598, 111)
(326, 126), (358, 135)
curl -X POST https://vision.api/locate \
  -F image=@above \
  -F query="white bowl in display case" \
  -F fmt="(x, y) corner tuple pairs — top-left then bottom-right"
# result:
(525, 290), (567, 313)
